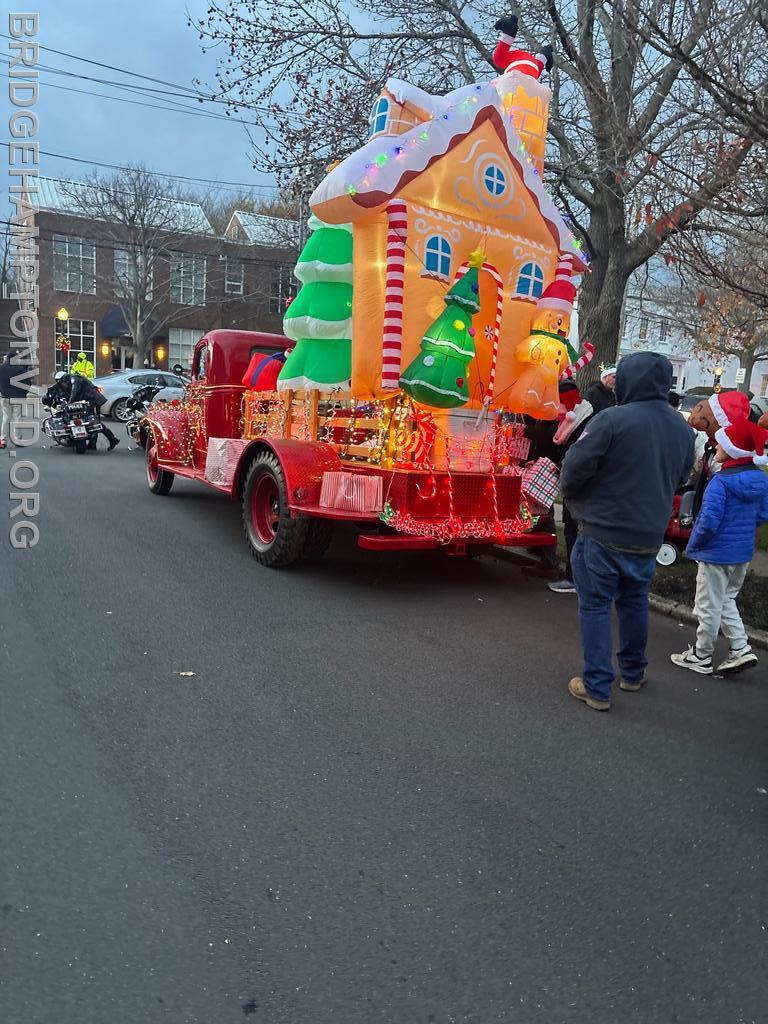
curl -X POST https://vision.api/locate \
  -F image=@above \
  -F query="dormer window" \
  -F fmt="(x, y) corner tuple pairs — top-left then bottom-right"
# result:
(369, 97), (390, 136)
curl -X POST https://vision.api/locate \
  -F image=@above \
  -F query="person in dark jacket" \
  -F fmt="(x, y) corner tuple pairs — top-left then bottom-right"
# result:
(584, 365), (617, 415)
(560, 351), (695, 711)
(671, 418), (768, 676)
(547, 389), (595, 593)
(46, 372), (120, 450)
(0, 351), (27, 449)
(68, 373), (120, 450)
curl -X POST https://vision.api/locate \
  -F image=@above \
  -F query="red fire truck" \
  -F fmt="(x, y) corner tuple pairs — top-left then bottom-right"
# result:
(142, 330), (554, 568)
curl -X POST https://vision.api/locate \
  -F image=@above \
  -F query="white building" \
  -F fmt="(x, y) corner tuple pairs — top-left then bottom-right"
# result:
(570, 261), (768, 398)
(619, 291), (768, 397)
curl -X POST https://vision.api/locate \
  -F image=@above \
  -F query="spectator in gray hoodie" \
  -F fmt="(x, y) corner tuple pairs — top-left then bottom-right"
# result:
(560, 352), (694, 712)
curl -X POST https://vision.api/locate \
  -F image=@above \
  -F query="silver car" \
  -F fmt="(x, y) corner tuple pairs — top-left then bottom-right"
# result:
(92, 370), (185, 421)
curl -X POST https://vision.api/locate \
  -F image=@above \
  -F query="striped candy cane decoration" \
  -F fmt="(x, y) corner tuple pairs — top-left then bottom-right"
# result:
(381, 200), (408, 390)
(456, 260), (504, 400)
(560, 341), (595, 379)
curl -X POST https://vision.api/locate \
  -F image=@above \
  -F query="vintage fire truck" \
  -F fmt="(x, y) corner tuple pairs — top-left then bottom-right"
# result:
(141, 42), (596, 567)
(141, 329), (555, 568)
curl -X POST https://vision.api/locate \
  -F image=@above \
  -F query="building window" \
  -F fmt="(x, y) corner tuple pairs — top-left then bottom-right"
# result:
(423, 235), (452, 278)
(168, 327), (203, 370)
(53, 234), (96, 294)
(638, 315), (649, 341)
(224, 258), (245, 296)
(515, 262), (544, 298)
(170, 252), (206, 305)
(659, 318), (669, 345)
(114, 248), (153, 300)
(55, 317), (95, 371)
(369, 96), (389, 136)
(760, 375), (768, 398)
(483, 164), (507, 196)
(269, 266), (297, 314)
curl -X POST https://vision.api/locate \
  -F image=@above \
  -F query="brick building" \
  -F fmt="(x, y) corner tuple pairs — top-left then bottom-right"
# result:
(27, 178), (298, 383)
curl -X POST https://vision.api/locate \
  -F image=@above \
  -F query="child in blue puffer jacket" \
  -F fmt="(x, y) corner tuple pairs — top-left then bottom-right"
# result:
(671, 418), (768, 676)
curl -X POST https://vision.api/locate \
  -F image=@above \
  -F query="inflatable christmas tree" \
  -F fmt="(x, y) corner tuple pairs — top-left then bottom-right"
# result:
(399, 251), (482, 408)
(278, 216), (354, 391)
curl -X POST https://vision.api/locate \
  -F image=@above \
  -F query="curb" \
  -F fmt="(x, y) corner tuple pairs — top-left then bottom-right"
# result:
(490, 546), (768, 653)
(648, 594), (768, 652)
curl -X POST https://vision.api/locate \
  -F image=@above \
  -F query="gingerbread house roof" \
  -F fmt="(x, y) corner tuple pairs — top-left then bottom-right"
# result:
(311, 76), (587, 270)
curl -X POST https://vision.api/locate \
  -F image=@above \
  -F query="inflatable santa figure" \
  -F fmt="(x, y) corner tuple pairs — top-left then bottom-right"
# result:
(493, 14), (553, 80)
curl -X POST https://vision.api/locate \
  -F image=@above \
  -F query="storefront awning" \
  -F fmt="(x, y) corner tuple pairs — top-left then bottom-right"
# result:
(101, 307), (160, 340)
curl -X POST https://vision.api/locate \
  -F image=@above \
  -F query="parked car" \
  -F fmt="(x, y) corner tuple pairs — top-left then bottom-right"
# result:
(92, 370), (185, 421)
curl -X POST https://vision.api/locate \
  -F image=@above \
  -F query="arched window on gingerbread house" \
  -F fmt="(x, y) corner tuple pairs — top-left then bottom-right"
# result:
(369, 97), (390, 136)
(515, 261), (544, 299)
(423, 235), (452, 279)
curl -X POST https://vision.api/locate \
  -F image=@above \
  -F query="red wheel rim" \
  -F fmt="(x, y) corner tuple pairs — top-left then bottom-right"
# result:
(146, 443), (159, 484)
(250, 473), (280, 544)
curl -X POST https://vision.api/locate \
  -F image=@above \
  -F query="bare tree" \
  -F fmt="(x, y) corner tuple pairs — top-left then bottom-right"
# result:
(194, 0), (763, 379)
(61, 166), (212, 365)
(653, 231), (768, 393)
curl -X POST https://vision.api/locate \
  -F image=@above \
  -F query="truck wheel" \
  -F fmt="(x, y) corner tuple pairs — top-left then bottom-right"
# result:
(301, 519), (334, 561)
(146, 440), (174, 495)
(74, 439), (87, 454)
(243, 452), (307, 567)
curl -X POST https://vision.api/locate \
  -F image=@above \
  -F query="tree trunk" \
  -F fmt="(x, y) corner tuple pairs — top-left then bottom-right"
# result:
(576, 185), (630, 388)
(131, 322), (151, 368)
(738, 351), (757, 395)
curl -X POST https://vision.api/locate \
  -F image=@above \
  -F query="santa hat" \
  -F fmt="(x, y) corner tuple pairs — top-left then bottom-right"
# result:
(600, 365), (617, 381)
(558, 382), (581, 415)
(709, 390), (752, 428)
(537, 254), (576, 314)
(553, 399), (594, 445)
(715, 418), (768, 466)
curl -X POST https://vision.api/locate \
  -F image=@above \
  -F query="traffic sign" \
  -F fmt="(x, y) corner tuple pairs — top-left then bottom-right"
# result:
(735, 368), (746, 384)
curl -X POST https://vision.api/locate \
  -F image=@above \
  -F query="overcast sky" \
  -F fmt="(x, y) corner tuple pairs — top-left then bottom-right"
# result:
(15, 0), (276, 202)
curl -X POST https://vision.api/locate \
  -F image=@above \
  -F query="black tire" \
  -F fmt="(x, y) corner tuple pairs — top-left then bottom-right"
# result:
(111, 398), (130, 422)
(242, 452), (307, 567)
(74, 439), (87, 454)
(301, 519), (334, 561)
(145, 438), (174, 495)
(87, 436), (98, 450)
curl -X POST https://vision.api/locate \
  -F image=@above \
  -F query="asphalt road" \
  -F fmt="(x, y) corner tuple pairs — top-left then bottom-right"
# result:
(1, 434), (767, 1024)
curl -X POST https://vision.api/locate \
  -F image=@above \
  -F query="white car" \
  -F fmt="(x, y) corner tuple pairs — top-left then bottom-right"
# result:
(92, 370), (185, 421)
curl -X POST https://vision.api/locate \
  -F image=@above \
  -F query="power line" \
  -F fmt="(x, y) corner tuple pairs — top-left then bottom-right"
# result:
(0, 222), (298, 265)
(0, 32), (299, 121)
(1, 55), (278, 130)
(0, 141), (281, 193)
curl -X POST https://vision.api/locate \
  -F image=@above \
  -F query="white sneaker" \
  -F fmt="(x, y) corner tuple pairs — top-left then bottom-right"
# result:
(548, 579), (576, 594)
(716, 647), (758, 674)
(670, 645), (713, 675)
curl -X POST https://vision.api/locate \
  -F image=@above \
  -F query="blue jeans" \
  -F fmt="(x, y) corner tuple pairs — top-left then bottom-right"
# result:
(570, 534), (657, 703)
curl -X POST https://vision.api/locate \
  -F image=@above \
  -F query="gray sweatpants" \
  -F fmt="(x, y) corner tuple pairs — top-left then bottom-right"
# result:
(693, 561), (750, 658)
(1, 396), (24, 442)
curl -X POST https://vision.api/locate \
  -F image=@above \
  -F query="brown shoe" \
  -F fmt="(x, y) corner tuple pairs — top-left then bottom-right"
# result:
(619, 676), (647, 693)
(568, 676), (610, 712)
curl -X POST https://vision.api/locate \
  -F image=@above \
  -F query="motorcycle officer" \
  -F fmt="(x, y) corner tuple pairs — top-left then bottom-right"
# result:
(44, 372), (120, 451)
